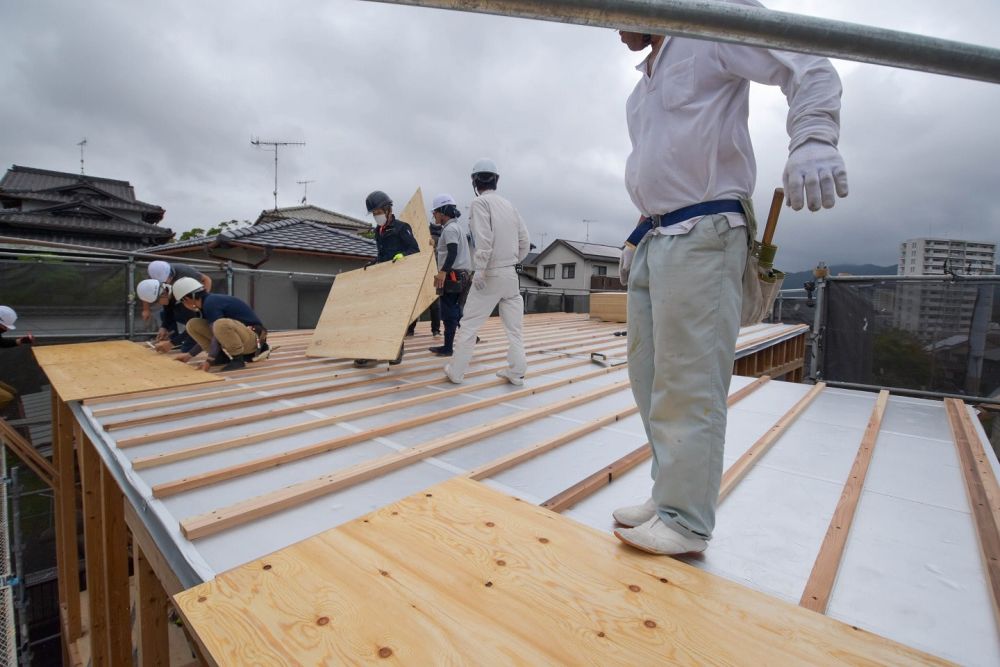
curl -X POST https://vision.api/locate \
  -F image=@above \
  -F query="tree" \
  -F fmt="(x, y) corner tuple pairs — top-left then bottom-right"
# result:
(177, 219), (250, 241)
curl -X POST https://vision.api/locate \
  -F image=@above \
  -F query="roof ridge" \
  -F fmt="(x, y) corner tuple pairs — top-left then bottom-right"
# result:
(9, 164), (134, 187)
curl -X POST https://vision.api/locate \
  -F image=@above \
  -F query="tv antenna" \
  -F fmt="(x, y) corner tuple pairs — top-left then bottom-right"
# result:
(537, 231), (548, 249)
(251, 136), (305, 211)
(582, 219), (597, 242)
(77, 138), (87, 175)
(297, 179), (315, 204)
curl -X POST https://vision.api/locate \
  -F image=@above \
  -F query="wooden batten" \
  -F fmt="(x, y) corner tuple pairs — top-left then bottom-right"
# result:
(0, 418), (56, 487)
(800, 390), (889, 613)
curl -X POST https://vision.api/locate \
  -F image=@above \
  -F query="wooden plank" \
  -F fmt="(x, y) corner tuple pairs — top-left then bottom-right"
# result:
(179, 379), (631, 539)
(52, 396), (82, 644)
(800, 390), (889, 613)
(590, 292), (627, 323)
(145, 364), (627, 482)
(306, 191), (434, 360)
(0, 417), (55, 487)
(718, 382), (826, 503)
(101, 465), (132, 666)
(945, 398), (1000, 632)
(400, 188), (440, 324)
(33, 341), (221, 401)
(134, 546), (170, 667)
(174, 477), (947, 666)
(76, 425), (110, 666)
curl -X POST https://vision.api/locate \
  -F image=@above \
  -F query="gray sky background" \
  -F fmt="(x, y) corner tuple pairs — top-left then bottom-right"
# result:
(2, 0), (998, 271)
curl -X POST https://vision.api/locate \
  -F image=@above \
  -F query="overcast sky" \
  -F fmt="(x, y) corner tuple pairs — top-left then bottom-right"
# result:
(2, 0), (998, 271)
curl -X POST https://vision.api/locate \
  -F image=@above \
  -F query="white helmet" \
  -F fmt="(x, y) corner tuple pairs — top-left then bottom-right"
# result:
(148, 260), (171, 283)
(136, 279), (166, 304)
(431, 193), (457, 210)
(172, 276), (204, 301)
(471, 158), (498, 176)
(0, 305), (17, 330)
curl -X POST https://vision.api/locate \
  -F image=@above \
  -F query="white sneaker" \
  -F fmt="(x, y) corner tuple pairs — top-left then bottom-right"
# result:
(496, 369), (524, 386)
(614, 516), (707, 555)
(612, 498), (657, 527)
(444, 363), (463, 384)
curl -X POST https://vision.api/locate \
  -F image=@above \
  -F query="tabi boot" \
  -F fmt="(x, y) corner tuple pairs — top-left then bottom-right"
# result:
(612, 498), (657, 527)
(614, 516), (707, 555)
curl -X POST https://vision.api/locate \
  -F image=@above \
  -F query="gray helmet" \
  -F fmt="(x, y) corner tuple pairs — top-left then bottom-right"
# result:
(365, 190), (393, 212)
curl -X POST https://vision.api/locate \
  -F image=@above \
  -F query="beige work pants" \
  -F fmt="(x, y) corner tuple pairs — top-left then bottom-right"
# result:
(186, 318), (257, 359)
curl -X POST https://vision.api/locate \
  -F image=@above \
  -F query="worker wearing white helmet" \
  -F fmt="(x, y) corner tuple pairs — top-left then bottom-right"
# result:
(612, 10), (848, 557)
(135, 279), (200, 354)
(0, 305), (34, 411)
(172, 277), (268, 372)
(428, 193), (472, 357)
(141, 260), (212, 324)
(444, 159), (530, 386)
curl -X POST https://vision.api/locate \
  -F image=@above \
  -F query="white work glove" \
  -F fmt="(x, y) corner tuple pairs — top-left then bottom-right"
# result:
(782, 140), (849, 212)
(619, 243), (635, 287)
(473, 272), (487, 291)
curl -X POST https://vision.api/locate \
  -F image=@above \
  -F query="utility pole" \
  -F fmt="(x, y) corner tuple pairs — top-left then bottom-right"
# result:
(297, 179), (315, 204)
(251, 137), (305, 211)
(582, 219), (597, 242)
(77, 138), (87, 175)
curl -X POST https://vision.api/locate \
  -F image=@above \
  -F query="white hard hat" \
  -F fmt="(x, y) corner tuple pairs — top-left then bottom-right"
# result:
(0, 305), (17, 330)
(148, 260), (171, 282)
(172, 276), (204, 301)
(136, 279), (166, 304)
(431, 194), (457, 210)
(471, 158), (498, 176)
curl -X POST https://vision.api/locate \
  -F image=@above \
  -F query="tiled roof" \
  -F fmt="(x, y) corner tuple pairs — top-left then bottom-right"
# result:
(562, 240), (622, 261)
(256, 205), (369, 231)
(5, 189), (164, 214)
(0, 209), (174, 239)
(0, 228), (168, 251)
(149, 218), (376, 257)
(0, 165), (138, 202)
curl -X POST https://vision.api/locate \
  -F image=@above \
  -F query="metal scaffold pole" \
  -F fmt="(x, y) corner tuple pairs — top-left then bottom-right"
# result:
(360, 0), (1000, 84)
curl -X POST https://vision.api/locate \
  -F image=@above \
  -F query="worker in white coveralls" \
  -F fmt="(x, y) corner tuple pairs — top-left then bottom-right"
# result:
(612, 4), (849, 556)
(445, 159), (531, 386)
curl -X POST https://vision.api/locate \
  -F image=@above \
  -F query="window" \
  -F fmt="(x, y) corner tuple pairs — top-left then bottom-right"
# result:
(543, 264), (555, 280)
(562, 263), (576, 279)
(592, 265), (607, 276)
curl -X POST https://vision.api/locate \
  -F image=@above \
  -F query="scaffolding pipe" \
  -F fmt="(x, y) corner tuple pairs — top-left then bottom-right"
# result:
(360, 0), (1000, 84)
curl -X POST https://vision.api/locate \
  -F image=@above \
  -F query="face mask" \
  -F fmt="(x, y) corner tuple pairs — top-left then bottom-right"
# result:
(374, 214), (387, 226)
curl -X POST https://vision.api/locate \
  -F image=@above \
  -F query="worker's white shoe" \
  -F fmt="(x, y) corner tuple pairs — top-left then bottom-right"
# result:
(496, 369), (524, 386)
(614, 516), (707, 555)
(444, 363), (463, 384)
(612, 498), (657, 527)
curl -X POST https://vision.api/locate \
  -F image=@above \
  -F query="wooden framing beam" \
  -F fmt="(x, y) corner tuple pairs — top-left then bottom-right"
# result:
(180, 379), (631, 539)
(76, 423), (110, 666)
(718, 382), (826, 503)
(101, 464), (132, 666)
(52, 395), (82, 646)
(134, 545), (170, 667)
(945, 398), (1000, 631)
(800, 390), (889, 613)
(146, 365), (629, 486)
(0, 418), (56, 486)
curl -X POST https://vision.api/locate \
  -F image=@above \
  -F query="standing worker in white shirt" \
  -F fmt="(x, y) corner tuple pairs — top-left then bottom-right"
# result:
(445, 159), (531, 386)
(612, 2), (849, 556)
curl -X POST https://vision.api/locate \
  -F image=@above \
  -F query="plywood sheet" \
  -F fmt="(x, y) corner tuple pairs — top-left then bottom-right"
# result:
(174, 477), (945, 666)
(306, 189), (435, 360)
(590, 292), (627, 323)
(33, 341), (222, 401)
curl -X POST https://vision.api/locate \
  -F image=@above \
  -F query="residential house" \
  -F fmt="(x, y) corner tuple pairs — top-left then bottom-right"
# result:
(254, 204), (370, 234)
(146, 218), (376, 328)
(0, 165), (172, 250)
(530, 240), (621, 294)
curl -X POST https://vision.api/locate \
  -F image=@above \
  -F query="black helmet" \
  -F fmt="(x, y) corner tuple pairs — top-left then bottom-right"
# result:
(365, 190), (393, 212)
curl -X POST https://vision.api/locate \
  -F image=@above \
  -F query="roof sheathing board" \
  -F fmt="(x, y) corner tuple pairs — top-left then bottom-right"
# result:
(72, 315), (999, 665)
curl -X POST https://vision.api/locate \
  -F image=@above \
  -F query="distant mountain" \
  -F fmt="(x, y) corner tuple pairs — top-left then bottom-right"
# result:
(780, 264), (897, 290)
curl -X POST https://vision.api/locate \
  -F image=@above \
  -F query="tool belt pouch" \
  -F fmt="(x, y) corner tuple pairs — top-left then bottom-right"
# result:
(739, 199), (785, 327)
(443, 270), (470, 294)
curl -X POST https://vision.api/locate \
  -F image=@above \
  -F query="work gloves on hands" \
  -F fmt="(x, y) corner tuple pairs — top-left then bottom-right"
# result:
(782, 140), (849, 211)
(619, 243), (636, 287)
(473, 272), (487, 291)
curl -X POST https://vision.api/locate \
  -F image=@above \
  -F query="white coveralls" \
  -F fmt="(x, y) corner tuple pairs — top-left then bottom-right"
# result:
(447, 190), (531, 381)
(626, 0), (842, 541)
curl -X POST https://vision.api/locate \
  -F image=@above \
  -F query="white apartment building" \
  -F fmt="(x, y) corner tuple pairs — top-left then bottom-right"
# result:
(895, 238), (996, 340)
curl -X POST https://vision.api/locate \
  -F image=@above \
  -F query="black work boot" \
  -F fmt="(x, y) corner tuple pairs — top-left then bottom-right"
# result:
(389, 344), (404, 365)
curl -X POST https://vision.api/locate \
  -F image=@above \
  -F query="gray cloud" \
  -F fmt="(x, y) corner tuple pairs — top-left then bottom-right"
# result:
(1, 0), (997, 271)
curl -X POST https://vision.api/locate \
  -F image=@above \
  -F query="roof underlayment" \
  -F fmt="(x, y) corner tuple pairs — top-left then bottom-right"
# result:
(73, 314), (999, 666)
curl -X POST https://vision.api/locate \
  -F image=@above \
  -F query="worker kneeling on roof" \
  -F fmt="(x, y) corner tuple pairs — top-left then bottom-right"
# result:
(172, 277), (269, 372)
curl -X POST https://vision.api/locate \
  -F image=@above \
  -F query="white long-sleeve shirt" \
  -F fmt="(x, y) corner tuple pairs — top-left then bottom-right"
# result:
(625, 0), (842, 229)
(469, 190), (531, 274)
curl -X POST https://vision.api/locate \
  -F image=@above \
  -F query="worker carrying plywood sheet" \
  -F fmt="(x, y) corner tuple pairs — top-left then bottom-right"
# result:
(611, 12), (848, 556)
(445, 159), (531, 386)
(353, 190), (421, 368)
(172, 277), (269, 372)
